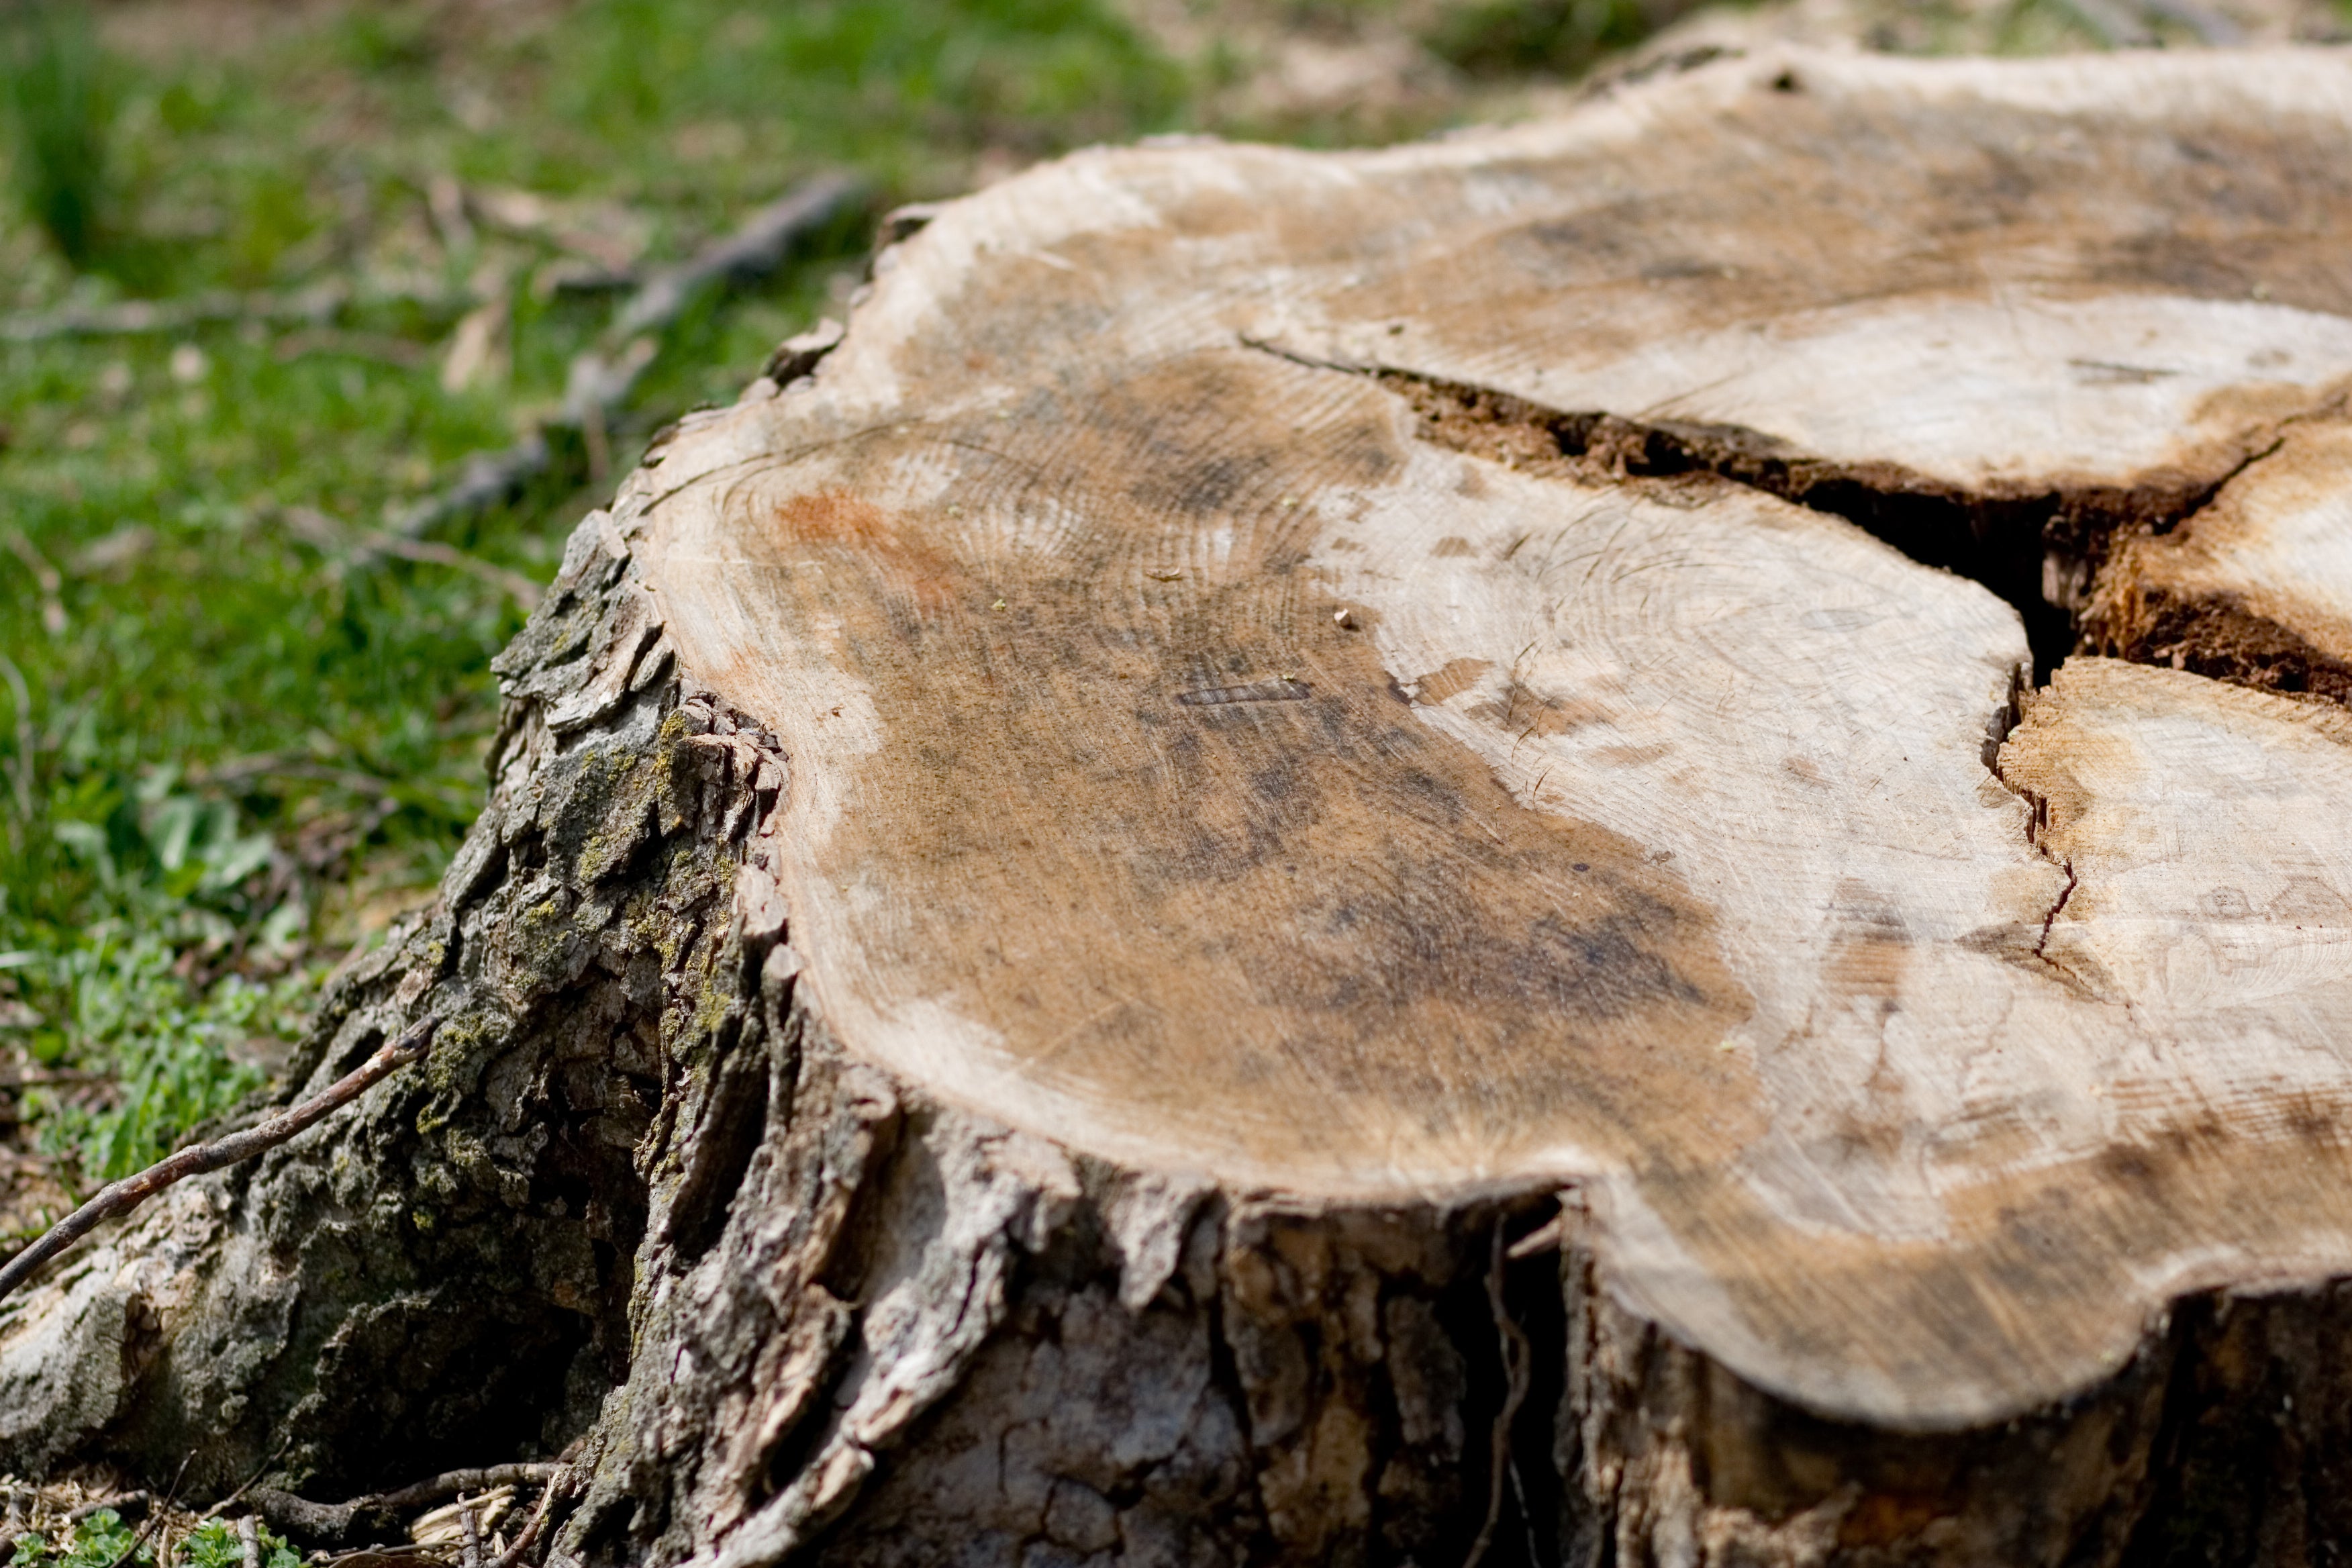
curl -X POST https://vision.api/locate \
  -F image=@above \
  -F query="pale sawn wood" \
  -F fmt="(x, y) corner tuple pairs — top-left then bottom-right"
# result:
(632, 43), (2352, 1431)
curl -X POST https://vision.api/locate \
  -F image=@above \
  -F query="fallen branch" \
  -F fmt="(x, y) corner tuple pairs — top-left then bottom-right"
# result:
(481, 1473), (569, 1568)
(273, 330), (435, 371)
(384, 171), (868, 540)
(200, 1438), (294, 1523)
(0, 283), (477, 346)
(191, 748), (407, 801)
(0, 285), (343, 344)
(245, 1465), (562, 1549)
(369, 1466), (563, 1516)
(0, 1018), (438, 1305)
(380, 437), (553, 544)
(65, 1492), (150, 1524)
(373, 536), (543, 606)
(280, 505), (542, 608)
(607, 174), (866, 342)
(2145, 0), (2241, 42)
(1459, 1222), (1534, 1568)
(0, 1067), (107, 1098)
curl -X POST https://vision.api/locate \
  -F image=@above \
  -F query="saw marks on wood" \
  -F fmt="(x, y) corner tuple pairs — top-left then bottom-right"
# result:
(633, 45), (2352, 1427)
(656, 354), (1764, 1192)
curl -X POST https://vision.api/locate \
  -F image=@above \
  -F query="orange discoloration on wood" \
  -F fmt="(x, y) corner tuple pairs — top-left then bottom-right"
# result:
(633, 48), (2352, 1432)
(1408, 657), (1489, 705)
(771, 490), (963, 613)
(675, 352), (1759, 1189)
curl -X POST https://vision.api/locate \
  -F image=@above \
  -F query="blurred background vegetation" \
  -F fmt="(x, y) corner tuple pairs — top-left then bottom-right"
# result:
(0, 0), (2343, 1233)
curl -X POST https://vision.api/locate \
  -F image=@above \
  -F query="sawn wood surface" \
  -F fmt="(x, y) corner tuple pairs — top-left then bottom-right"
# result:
(627, 46), (2352, 1431)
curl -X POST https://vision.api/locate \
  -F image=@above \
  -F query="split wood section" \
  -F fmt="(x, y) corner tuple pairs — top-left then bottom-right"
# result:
(636, 46), (2352, 1431)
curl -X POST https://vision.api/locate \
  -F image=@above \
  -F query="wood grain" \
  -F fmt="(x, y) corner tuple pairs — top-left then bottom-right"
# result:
(630, 46), (2352, 1429)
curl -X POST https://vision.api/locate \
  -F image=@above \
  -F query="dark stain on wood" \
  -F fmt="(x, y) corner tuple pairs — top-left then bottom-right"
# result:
(701, 352), (1760, 1177)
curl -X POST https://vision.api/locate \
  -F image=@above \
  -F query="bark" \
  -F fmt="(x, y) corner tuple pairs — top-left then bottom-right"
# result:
(6, 42), (2352, 1568)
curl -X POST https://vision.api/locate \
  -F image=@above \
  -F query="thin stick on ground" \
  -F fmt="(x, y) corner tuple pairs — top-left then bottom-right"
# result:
(1459, 1222), (1534, 1568)
(279, 505), (543, 608)
(383, 171), (867, 541)
(369, 1467), (562, 1516)
(246, 1464), (565, 1546)
(200, 1437), (294, 1523)
(67, 1493), (150, 1524)
(0, 1018), (438, 1305)
(0, 283), (479, 346)
(107, 1454), (191, 1568)
(0, 650), (32, 824)
(482, 1474), (569, 1568)
(2, 528), (65, 636)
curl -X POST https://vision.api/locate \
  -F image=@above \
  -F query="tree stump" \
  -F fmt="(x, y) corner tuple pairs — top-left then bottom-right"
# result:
(8, 42), (2352, 1568)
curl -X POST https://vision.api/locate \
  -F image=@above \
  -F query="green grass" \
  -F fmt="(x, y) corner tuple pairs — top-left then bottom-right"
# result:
(0, 0), (1687, 1204)
(4, 3), (112, 268)
(0, 0), (1196, 1195)
(1422, 0), (1656, 76)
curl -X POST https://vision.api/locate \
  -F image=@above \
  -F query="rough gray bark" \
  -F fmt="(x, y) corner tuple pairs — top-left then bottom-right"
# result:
(10, 43), (2352, 1568)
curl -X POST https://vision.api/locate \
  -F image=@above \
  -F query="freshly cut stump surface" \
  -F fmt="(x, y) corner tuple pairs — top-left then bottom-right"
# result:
(9, 42), (2352, 1568)
(646, 43), (2352, 1427)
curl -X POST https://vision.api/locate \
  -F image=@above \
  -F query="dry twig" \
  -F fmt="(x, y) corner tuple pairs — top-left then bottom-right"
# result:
(481, 1473), (569, 1568)
(2057, 0), (2241, 44)
(1460, 1221), (1536, 1568)
(189, 750), (403, 802)
(199, 1438), (293, 1524)
(385, 172), (867, 542)
(280, 505), (542, 609)
(246, 1465), (561, 1548)
(66, 1491), (148, 1524)
(273, 330), (434, 371)
(105, 1455), (190, 1568)
(0, 652), (34, 824)
(0, 1019), (438, 1304)
(369, 1467), (561, 1517)
(0, 283), (477, 346)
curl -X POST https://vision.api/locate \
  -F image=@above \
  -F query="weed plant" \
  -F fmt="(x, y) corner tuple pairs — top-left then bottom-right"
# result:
(179, 1519), (299, 1568)
(8, 1507), (143, 1568)
(8, 1510), (299, 1568)
(3, 1), (111, 269)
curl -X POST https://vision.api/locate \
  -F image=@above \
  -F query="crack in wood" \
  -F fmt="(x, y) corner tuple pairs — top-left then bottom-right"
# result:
(2032, 861), (2079, 969)
(1241, 337), (2324, 697)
